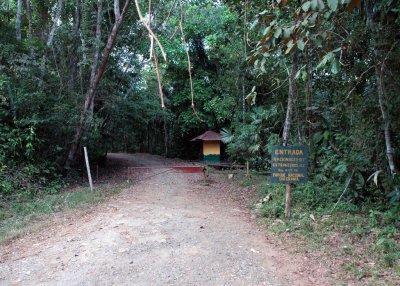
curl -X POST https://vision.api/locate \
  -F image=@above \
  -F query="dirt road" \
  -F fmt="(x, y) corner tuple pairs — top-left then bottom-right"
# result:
(0, 154), (329, 286)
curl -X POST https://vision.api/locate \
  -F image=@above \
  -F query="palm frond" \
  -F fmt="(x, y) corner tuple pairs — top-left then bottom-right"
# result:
(220, 128), (234, 143)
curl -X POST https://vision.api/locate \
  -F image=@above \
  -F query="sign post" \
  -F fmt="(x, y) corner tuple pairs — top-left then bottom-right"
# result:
(271, 146), (308, 218)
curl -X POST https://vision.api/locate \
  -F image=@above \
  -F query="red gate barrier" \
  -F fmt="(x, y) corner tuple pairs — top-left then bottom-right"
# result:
(171, 166), (204, 173)
(127, 165), (206, 179)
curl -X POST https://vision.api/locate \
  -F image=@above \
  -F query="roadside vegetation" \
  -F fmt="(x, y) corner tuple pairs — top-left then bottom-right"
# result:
(0, 0), (399, 280)
(227, 173), (400, 284)
(0, 182), (127, 244)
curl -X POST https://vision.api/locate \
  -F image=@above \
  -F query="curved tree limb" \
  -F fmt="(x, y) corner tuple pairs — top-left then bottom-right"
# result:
(134, 0), (167, 63)
(39, 0), (64, 87)
(179, 0), (203, 122)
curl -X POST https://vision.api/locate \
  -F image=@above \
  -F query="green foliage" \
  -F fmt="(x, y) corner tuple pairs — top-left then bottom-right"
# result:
(0, 2), (399, 281)
(252, 175), (400, 274)
(0, 0), (399, 247)
(223, 105), (282, 168)
(0, 182), (126, 243)
(223, 0), (400, 209)
(257, 183), (286, 219)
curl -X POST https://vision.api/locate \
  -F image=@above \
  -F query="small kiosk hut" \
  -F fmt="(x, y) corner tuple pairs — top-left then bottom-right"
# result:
(191, 131), (222, 162)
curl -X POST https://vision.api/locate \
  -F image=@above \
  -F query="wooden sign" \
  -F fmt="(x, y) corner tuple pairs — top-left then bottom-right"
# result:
(271, 146), (308, 183)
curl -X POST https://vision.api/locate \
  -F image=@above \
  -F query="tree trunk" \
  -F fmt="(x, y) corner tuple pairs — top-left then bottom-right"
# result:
(89, 0), (103, 115)
(39, 0), (63, 87)
(305, 63), (312, 138)
(25, 0), (33, 55)
(16, 0), (22, 41)
(242, 79), (246, 124)
(283, 53), (298, 219)
(365, 3), (398, 179)
(65, 0), (131, 169)
(305, 62), (316, 174)
(242, 1), (247, 124)
(163, 115), (168, 156)
(147, 123), (150, 152)
(67, 0), (82, 97)
(376, 64), (398, 176)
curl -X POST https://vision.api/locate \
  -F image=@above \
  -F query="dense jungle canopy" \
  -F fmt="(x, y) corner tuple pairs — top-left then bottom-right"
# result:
(1, 0), (399, 209)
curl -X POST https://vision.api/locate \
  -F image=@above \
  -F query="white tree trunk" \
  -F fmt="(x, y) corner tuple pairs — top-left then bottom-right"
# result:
(16, 0), (22, 41)
(39, 0), (63, 86)
(376, 65), (398, 176)
(25, 0), (33, 55)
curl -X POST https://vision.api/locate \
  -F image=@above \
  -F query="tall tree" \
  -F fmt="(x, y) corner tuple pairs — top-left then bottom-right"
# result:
(282, 53), (299, 219)
(67, 0), (83, 97)
(15, 0), (22, 41)
(366, 4), (399, 177)
(25, 0), (33, 54)
(88, 0), (102, 115)
(39, 0), (64, 87)
(65, 0), (132, 169)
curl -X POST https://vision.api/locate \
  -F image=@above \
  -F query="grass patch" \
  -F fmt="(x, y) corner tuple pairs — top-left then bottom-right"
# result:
(0, 182), (130, 243)
(239, 174), (400, 285)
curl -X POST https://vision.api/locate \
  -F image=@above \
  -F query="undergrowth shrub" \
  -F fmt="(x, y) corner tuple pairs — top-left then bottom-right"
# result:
(253, 176), (400, 269)
(256, 183), (285, 219)
(0, 162), (65, 199)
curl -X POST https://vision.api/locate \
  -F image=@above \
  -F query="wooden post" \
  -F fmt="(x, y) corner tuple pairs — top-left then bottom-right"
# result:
(285, 184), (292, 219)
(83, 146), (93, 192)
(203, 165), (208, 184)
(246, 160), (251, 178)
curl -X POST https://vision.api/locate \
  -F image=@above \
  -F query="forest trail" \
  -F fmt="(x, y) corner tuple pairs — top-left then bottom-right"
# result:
(0, 154), (330, 286)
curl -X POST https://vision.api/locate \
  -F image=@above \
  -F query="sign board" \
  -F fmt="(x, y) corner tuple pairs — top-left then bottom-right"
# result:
(271, 146), (308, 184)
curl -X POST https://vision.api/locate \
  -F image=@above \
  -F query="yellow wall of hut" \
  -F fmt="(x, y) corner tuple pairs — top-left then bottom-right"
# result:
(203, 141), (220, 155)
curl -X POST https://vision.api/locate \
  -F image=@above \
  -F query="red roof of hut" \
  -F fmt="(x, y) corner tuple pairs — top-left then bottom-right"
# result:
(191, 131), (222, 141)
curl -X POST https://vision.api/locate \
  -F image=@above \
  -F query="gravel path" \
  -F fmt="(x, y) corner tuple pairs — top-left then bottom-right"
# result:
(0, 154), (329, 286)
